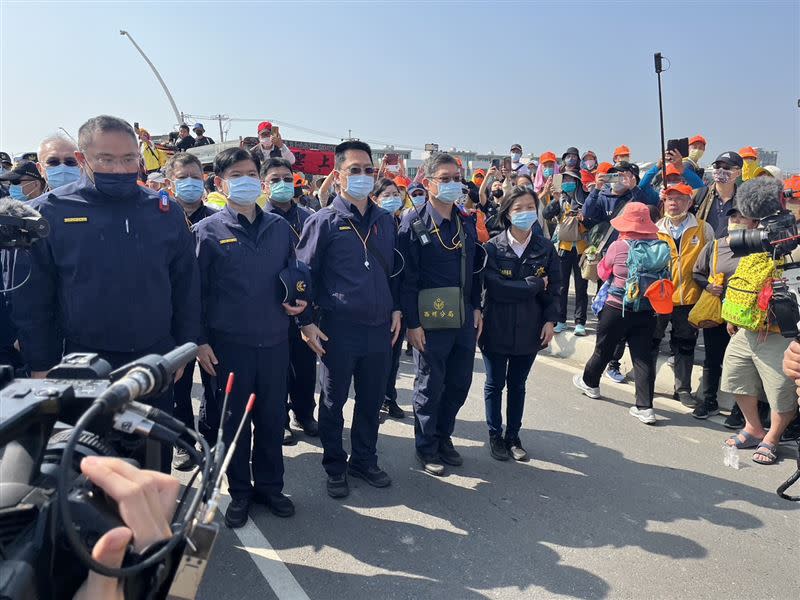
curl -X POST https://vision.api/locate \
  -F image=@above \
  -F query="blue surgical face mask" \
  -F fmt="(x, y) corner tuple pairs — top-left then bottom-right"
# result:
(175, 177), (204, 203)
(226, 176), (261, 205)
(9, 184), (29, 201)
(510, 210), (538, 230)
(543, 167), (554, 178)
(344, 175), (374, 201)
(269, 180), (294, 203)
(411, 193), (426, 207)
(511, 152), (522, 162)
(380, 195), (403, 214)
(562, 181), (577, 194)
(46, 164), (81, 189)
(435, 181), (463, 204)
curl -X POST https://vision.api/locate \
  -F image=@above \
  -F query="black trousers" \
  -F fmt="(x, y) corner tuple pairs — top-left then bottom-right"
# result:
(558, 248), (588, 325)
(385, 323), (407, 403)
(286, 324), (317, 423)
(583, 305), (657, 408)
(701, 324), (730, 404)
(653, 305), (698, 394)
(173, 358), (216, 434)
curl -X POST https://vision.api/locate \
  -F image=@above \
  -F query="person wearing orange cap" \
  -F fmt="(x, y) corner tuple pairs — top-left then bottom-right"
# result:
(573, 202), (669, 424)
(251, 121), (296, 166)
(739, 146), (760, 181)
(638, 149), (704, 206)
(471, 168), (486, 187)
(685, 135), (707, 174)
(612, 145), (631, 164)
(653, 184), (715, 407)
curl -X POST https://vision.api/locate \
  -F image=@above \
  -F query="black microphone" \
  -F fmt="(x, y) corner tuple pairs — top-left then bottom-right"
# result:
(0, 198), (50, 247)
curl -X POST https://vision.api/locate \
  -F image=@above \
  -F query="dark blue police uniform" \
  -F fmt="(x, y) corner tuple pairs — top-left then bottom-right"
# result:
(385, 214), (407, 407)
(398, 202), (482, 458)
(295, 195), (399, 476)
(265, 201), (317, 427)
(13, 174), (200, 472)
(194, 205), (296, 501)
(173, 203), (218, 439)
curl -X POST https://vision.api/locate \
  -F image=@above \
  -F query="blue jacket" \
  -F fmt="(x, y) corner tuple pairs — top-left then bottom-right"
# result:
(13, 175), (200, 371)
(194, 205), (295, 348)
(638, 164), (704, 205)
(398, 202), (483, 329)
(264, 201), (314, 243)
(295, 195), (399, 327)
(581, 185), (649, 251)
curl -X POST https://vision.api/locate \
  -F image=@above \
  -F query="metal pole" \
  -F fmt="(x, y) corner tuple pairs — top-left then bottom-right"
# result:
(654, 52), (667, 190)
(217, 115), (224, 143)
(120, 30), (182, 126)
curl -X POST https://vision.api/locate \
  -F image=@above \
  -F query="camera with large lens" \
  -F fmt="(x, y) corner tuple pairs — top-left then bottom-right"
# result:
(729, 210), (799, 259)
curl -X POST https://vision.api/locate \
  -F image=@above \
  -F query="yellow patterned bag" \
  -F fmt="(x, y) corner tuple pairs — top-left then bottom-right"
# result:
(720, 252), (774, 331)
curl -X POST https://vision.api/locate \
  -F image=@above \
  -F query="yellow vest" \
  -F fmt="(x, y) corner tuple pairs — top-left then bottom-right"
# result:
(657, 217), (708, 306)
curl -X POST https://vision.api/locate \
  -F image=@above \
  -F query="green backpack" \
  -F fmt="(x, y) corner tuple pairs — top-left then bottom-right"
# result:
(721, 252), (775, 331)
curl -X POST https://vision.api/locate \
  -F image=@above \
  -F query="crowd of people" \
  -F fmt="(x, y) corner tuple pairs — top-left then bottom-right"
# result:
(2, 115), (800, 533)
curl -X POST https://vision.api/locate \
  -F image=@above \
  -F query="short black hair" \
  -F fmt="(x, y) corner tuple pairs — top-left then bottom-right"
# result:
(371, 177), (398, 199)
(260, 157), (293, 179)
(165, 152), (203, 179)
(335, 140), (372, 169)
(496, 185), (539, 229)
(424, 152), (459, 178)
(213, 147), (261, 177)
(204, 175), (216, 193)
(179, 124), (190, 131)
(78, 115), (137, 151)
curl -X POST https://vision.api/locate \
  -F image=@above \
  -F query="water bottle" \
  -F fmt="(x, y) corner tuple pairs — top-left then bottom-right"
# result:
(723, 444), (740, 470)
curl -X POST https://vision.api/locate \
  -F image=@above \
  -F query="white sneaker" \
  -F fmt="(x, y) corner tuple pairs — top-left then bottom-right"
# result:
(629, 406), (656, 425)
(573, 374), (600, 399)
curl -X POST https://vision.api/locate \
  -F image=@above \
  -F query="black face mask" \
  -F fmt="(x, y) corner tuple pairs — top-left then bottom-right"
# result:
(491, 189), (504, 199)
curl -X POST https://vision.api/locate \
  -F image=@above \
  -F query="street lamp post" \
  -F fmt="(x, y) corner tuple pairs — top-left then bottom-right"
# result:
(120, 30), (182, 126)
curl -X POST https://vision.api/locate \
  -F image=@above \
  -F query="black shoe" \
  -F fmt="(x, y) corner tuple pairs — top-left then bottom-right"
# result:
(505, 436), (528, 461)
(781, 416), (800, 442)
(692, 400), (720, 420)
(416, 452), (445, 476)
(283, 427), (296, 446)
(383, 399), (406, 419)
(489, 435), (510, 461)
(291, 415), (319, 436)
(674, 391), (699, 409)
(224, 497), (250, 528)
(172, 447), (195, 472)
(326, 474), (349, 498)
(347, 463), (392, 488)
(438, 437), (463, 466)
(254, 492), (295, 518)
(404, 344), (413, 356)
(724, 404), (745, 430)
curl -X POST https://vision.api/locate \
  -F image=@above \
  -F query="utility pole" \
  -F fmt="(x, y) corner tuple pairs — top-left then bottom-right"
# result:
(212, 115), (226, 142)
(120, 30), (182, 126)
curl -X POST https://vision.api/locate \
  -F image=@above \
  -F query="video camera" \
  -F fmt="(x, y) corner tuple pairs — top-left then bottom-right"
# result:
(0, 344), (226, 600)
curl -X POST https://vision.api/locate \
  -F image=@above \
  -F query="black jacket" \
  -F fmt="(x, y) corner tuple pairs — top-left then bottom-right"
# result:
(479, 230), (561, 356)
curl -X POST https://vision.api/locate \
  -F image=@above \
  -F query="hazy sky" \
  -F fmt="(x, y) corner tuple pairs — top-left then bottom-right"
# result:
(2, 1), (799, 170)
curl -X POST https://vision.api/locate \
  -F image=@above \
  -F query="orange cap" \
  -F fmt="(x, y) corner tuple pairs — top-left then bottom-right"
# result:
(293, 173), (307, 186)
(689, 135), (706, 146)
(613, 145), (630, 158)
(596, 162), (614, 174)
(665, 164), (681, 177)
(393, 176), (410, 188)
(644, 279), (675, 315)
(739, 146), (758, 159)
(539, 151), (557, 164)
(665, 183), (693, 196)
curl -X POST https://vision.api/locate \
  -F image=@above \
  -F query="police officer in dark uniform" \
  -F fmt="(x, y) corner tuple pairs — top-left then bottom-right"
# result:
(163, 152), (218, 471)
(194, 147), (306, 528)
(262, 157), (318, 444)
(399, 152), (483, 476)
(12, 115), (200, 474)
(295, 140), (402, 500)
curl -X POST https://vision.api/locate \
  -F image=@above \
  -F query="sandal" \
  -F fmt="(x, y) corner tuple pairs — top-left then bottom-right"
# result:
(726, 430), (763, 449)
(752, 442), (779, 465)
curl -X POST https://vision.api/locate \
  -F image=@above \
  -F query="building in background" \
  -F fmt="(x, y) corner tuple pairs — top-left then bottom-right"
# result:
(756, 148), (778, 167)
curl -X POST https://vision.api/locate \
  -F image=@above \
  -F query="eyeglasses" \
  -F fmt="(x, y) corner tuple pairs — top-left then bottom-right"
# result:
(86, 155), (141, 169)
(345, 166), (376, 176)
(44, 157), (79, 167)
(431, 175), (462, 184)
(268, 176), (294, 184)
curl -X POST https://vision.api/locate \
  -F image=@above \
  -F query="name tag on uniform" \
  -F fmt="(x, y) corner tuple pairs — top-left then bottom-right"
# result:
(64, 217), (88, 223)
(501, 268), (513, 277)
(219, 238), (237, 245)
(338, 226), (352, 231)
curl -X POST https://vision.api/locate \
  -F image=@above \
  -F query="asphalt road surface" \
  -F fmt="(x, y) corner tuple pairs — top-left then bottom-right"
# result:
(185, 350), (799, 600)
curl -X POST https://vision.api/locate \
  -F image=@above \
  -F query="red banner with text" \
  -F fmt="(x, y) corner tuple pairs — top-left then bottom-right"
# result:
(289, 147), (335, 176)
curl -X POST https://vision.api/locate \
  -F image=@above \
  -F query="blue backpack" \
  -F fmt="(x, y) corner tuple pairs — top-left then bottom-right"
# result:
(613, 240), (672, 314)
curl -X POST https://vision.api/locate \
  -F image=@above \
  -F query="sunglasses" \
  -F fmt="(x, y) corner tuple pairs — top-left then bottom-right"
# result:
(44, 157), (79, 167)
(345, 166), (376, 175)
(268, 176), (294, 184)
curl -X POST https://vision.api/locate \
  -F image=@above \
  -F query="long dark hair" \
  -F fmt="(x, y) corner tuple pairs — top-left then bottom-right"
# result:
(496, 185), (539, 229)
(371, 177), (398, 201)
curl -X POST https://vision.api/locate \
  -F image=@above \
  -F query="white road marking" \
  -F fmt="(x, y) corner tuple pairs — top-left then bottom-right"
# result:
(217, 495), (311, 600)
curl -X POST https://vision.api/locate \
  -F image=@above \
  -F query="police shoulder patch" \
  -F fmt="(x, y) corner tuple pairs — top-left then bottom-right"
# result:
(219, 238), (237, 245)
(64, 217), (88, 223)
(338, 226), (352, 231)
